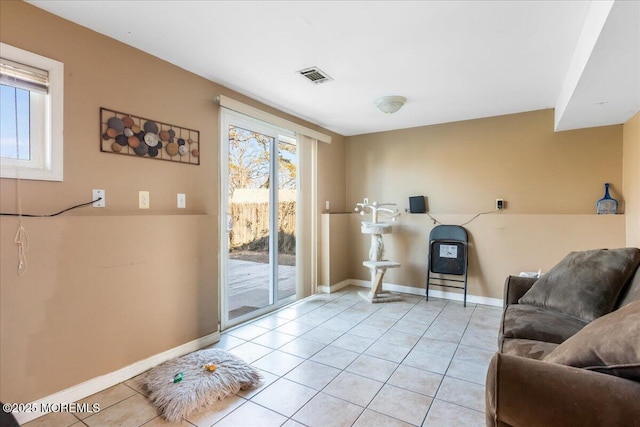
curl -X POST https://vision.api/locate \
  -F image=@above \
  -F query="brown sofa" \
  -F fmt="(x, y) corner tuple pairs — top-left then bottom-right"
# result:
(486, 248), (640, 427)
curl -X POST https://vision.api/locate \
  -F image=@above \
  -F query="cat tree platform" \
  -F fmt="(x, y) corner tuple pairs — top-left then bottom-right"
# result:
(359, 260), (402, 303)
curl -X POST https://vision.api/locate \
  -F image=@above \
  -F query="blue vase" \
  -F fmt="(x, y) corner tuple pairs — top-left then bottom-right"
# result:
(596, 183), (618, 214)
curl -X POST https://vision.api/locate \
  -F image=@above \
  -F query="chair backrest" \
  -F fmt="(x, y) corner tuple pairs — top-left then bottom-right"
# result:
(429, 225), (467, 243)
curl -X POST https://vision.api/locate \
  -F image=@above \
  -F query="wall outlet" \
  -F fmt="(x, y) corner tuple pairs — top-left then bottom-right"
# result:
(139, 191), (150, 209)
(92, 189), (105, 207)
(177, 193), (186, 209)
(496, 198), (504, 210)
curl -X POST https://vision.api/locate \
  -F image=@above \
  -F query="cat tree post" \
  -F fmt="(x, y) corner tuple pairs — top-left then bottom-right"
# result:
(354, 199), (402, 303)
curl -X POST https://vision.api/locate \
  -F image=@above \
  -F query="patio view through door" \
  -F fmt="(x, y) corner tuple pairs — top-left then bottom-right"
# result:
(221, 111), (298, 328)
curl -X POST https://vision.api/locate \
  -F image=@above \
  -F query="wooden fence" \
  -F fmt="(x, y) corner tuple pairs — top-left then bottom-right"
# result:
(230, 201), (296, 249)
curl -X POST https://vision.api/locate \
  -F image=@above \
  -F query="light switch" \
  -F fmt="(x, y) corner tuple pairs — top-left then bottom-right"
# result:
(177, 193), (186, 209)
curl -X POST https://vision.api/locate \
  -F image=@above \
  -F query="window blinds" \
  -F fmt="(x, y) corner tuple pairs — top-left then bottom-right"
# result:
(0, 58), (49, 94)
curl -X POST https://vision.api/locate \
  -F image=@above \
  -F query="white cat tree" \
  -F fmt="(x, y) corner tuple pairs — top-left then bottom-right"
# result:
(355, 198), (402, 303)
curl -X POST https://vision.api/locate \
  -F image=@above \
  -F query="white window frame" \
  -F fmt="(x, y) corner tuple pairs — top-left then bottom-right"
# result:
(1, 43), (64, 181)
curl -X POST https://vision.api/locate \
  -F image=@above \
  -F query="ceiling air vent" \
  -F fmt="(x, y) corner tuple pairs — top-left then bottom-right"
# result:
(298, 67), (333, 84)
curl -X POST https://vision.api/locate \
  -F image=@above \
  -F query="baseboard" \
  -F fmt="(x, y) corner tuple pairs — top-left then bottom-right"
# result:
(348, 279), (503, 307)
(317, 279), (352, 294)
(14, 331), (220, 424)
(426, 288), (503, 307)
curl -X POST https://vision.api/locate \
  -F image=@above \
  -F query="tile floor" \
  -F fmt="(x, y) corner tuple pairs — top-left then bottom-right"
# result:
(25, 286), (502, 427)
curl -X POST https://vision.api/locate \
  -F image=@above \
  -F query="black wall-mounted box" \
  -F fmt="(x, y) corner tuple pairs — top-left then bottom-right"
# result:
(409, 196), (426, 213)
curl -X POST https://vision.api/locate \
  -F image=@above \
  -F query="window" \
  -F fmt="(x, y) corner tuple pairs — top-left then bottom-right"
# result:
(0, 43), (63, 181)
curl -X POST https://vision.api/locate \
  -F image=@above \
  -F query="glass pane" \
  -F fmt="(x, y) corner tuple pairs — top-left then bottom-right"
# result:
(0, 84), (30, 160)
(227, 125), (274, 320)
(278, 137), (297, 301)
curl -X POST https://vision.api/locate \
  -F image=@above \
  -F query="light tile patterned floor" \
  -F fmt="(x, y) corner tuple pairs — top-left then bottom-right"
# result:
(25, 286), (502, 427)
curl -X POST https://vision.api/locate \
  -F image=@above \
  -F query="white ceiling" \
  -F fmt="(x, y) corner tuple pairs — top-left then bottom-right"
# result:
(28, 0), (639, 136)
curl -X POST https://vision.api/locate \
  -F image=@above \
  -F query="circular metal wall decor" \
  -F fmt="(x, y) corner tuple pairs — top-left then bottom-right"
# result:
(100, 107), (200, 165)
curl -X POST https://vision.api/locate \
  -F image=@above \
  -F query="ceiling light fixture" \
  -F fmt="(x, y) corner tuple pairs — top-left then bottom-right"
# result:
(375, 96), (406, 114)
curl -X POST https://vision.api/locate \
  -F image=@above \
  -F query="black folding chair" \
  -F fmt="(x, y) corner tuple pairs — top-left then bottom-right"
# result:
(426, 225), (469, 306)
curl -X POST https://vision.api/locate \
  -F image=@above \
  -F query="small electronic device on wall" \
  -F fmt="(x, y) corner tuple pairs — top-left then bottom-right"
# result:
(409, 195), (426, 213)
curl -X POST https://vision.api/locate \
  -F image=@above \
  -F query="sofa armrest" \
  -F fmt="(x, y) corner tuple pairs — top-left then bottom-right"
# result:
(503, 275), (537, 306)
(486, 353), (640, 427)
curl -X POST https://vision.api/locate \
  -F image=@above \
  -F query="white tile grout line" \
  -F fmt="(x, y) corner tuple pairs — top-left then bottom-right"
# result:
(51, 288), (497, 427)
(213, 289), (498, 426)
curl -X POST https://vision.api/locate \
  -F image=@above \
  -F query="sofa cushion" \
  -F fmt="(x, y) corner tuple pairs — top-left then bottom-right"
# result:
(502, 338), (558, 360)
(518, 248), (640, 322)
(544, 301), (640, 381)
(616, 268), (640, 308)
(501, 304), (587, 345)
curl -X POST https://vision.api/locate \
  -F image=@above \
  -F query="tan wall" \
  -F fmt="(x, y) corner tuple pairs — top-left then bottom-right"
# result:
(0, 215), (216, 402)
(347, 110), (623, 214)
(319, 213), (351, 287)
(623, 112), (640, 247)
(346, 213), (625, 299)
(0, 1), (345, 403)
(318, 138), (347, 214)
(345, 109), (626, 298)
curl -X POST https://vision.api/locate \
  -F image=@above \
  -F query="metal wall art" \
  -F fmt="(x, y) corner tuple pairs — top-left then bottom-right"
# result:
(100, 107), (200, 165)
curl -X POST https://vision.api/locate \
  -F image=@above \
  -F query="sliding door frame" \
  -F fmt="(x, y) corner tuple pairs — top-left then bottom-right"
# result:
(219, 109), (298, 330)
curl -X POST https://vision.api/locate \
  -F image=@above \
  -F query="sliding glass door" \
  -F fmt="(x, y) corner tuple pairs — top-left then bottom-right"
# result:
(221, 111), (297, 328)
